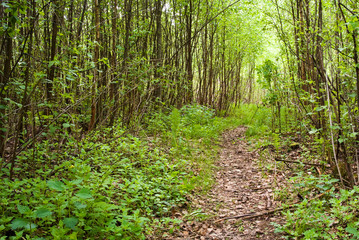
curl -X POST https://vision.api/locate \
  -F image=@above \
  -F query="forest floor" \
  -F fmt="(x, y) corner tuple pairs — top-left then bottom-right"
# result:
(169, 127), (285, 239)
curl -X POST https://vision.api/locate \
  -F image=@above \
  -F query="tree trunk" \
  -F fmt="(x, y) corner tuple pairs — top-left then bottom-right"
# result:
(185, 0), (193, 104)
(46, 0), (64, 101)
(0, 12), (13, 159)
(89, 0), (101, 130)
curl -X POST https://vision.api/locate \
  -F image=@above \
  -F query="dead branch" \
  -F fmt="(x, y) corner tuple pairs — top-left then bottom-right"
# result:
(274, 157), (330, 168)
(214, 190), (330, 223)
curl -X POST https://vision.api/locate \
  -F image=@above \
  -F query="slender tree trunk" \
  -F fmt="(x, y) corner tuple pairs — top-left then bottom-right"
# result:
(185, 0), (193, 104)
(46, 0), (64, 101)
(0, 12), (13, 159)
(77, 0), (88, 41)
(89, 0), (101, 130)
(109, 0), (118, 126)
(153, 0), (163, 101)
(122, 0), (132, 125)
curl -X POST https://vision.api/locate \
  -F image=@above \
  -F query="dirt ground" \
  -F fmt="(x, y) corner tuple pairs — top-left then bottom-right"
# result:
(168, 127), (285, 239)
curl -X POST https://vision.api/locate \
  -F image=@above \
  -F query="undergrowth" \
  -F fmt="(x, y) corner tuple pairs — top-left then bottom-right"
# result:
(0, 104), (240, 239)
(238, 103), (359, 239)
(273, 173), (359, 239)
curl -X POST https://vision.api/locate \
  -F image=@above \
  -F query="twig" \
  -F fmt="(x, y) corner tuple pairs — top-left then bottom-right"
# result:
(274, 157), (329, 168)
(258, 144), (275, 152)
(324, 72), (344, 185)
(214, 190), (330, 223)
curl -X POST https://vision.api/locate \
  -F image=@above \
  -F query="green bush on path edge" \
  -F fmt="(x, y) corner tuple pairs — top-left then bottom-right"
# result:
(0, 104), (242, 240)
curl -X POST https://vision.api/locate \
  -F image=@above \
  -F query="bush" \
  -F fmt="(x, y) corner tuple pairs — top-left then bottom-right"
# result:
(1, 104), (240, 239)
(0, 125), (187, 239)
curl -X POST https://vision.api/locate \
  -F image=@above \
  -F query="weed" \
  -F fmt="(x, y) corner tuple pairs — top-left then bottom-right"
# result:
(0, 104), (241, 239)
(273, 173), (359, 239)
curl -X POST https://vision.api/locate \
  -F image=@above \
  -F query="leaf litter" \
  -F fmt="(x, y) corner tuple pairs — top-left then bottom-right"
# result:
(166, 127), (285, 239)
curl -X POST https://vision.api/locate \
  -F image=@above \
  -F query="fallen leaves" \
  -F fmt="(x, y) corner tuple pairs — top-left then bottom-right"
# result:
(163, 127), (285, 239)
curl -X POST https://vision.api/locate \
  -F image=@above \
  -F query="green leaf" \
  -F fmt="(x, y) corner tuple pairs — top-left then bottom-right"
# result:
(10, 218), (37, 230)
(349, 132), (358, 138)
(48, 60), (60, 68)
(36, 208), (52, 218)
(63, 217), (78, 229)
(1, 2), (10, 8)
(94, 202), (119, 211)
(338, 47), (346, 52)
(47, 180), (66, 191)
(11, 218), (28, 230)
(68, 232), (78, 239)
(346, 225), (359, 237)
(17, 204), (30, 214)
(63, 123), (71, 128)
(74, 201), (87, 209)
(25, 222), (37, 230)
(349, 93), (357, 98)
(309, 129), (318, 134)
(71, 178), (83, 185)
(76, 188), (92, 199)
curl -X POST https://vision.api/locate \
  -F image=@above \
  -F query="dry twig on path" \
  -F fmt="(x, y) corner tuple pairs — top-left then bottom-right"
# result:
(274, 157), (330, 168)
(214, 190), (330, 223)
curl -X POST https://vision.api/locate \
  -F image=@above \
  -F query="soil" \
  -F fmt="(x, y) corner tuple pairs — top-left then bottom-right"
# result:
(167, 127), (285, 239)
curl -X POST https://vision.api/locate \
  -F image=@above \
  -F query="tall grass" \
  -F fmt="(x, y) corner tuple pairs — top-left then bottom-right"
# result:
(231, 104), (294, 138)
(231, 104), (271, 137)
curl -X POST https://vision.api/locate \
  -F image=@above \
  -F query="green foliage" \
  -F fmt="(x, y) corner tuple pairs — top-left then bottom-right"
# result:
(0, 126), (187, 239)
(180, 105), (217, 141)
(0, 104), (240, 239)
(274, 174), (359, 240)
(170, 108), (181, 146)
(238, 102), (359, 239)
(147, 104), (239, 145)
(180, 105), (215, 126)
(257, 59), (278, 89)
(233, 104), (271, 137)
(144, 104), (243, 195)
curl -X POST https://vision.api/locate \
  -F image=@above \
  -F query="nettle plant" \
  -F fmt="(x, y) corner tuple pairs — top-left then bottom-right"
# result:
(1, 177), (125, 239)
(1, 103), (233, 239)
(274, 173), (359, 240)
(0, 123), (189, 239)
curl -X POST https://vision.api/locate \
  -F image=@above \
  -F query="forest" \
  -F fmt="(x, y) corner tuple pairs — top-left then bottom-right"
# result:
(0, 0), (359, 238)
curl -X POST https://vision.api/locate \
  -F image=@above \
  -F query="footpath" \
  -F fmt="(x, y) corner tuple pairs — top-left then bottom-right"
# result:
(171, 127), (284, 239)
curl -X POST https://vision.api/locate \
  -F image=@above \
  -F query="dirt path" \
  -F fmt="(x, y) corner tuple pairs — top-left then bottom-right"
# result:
(171, 127), (284, 239)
